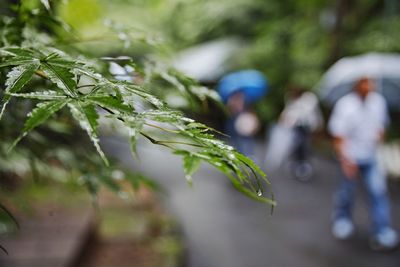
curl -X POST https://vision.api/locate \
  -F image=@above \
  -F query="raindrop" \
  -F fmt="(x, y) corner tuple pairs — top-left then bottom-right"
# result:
(185, 175), (193, 186)
(257, 190), (263, 197)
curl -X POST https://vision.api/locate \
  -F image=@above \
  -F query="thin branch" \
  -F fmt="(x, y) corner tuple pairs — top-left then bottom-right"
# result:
(0, 203), (20, 229)
(139, 131), (174, 149)
(0, 244), (8, 255)
(144, 122), (180, 133)
(77, 84), (96, 89)
(99, 106), (205, 149)
(156, 139), (205, 148)
(35, 70), (48, 79)
(139, 132), (206, 149)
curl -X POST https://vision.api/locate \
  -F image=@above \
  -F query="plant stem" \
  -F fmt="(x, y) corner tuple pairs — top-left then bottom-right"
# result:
(144, 122), (180, 133)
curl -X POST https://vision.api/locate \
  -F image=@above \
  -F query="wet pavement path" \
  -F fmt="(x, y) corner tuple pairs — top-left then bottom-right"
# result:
(103, 136), (400, 267)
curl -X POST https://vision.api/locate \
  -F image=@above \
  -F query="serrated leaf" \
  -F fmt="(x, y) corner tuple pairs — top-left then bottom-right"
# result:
(183, 153), (201, 176)
(9, 91), (67, 100)
(141, 109), (184, 124)
(0, 46), (274, 205)
(68, 102), (108, 165)
(233, 151), (269, 183)
(0, 63), (39, 119)
(87, 95), (133, 114)
(183, 153), (201, 186)
(0, 47), (37, 58)
(0, 57), (37, 68)
(228, 175), (276, 205)
(207, 156), (275, 205)
(120, 84), (165, 108)
(135, 90), (165, 108)
(42, 63), (77, 97)
(125, 117), (144, 157)
(5, 64), (39, 93)
(47, 55), (79, 68)
(9, 100), (68, 151)
(75, 66), (104, 82)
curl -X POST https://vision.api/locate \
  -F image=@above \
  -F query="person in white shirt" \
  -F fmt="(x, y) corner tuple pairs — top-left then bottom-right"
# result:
(328, 77), (398, 250)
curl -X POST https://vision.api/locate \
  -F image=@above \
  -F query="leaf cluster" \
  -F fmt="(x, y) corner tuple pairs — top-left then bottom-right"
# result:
(0, 44), (274, 205)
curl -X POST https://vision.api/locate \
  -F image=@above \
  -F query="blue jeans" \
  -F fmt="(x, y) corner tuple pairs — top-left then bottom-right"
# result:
(333, 160), (392, 235)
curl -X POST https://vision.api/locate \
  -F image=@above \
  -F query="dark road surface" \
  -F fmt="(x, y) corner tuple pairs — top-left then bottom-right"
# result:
(103, 136), (400, 267)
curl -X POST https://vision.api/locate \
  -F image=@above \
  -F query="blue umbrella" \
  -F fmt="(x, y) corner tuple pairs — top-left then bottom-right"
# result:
(218, 70), (268, 103)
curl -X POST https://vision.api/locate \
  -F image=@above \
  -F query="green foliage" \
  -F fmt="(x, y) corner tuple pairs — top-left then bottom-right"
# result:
(10, 99), (68, 151)
(58, 0), (101, 29)
(0, 1), (275, 207)
(0, 62), (39, 118)
(181, 151), (201, 186)
(102, 0), (398, 122)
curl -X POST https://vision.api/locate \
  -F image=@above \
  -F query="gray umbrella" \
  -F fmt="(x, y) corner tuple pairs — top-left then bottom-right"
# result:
(172, 38), (242, 82)
(317, 52), (400, 110)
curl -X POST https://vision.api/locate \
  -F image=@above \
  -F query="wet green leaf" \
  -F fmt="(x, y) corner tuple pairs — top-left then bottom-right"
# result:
(68, 102), (109, 165)
(183, 152), (201, 186)
(0, 63), (39, 118)
(10, 99), (69, 151)
(87, 94), (133, 114)
(42, 63), (77, 97)
(9, 91), (68, 100)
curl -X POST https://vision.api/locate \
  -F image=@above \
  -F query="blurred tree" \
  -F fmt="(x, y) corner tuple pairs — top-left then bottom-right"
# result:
(131, 0), (399, 122)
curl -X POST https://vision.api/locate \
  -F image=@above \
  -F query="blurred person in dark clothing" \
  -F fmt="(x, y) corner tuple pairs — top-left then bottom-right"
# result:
(224, 90), (260, 158)
(218, 70), (268, 159)
(279, 86), (323, 181)
(328, 77), (398, 250)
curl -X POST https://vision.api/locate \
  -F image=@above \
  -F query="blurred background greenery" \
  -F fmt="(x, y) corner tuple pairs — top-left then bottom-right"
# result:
(56, 0), (400, 122)
(1, 0), (399, 202)
(1, 0), (400, 265)
(1, 0), (399, 209)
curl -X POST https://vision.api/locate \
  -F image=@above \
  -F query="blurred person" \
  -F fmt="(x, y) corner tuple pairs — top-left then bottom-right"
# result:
(279, 86), (323, 181)
(328, 77), (398, 250)
(224, 90), (260, 157)
(218, 70), (268, 158)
